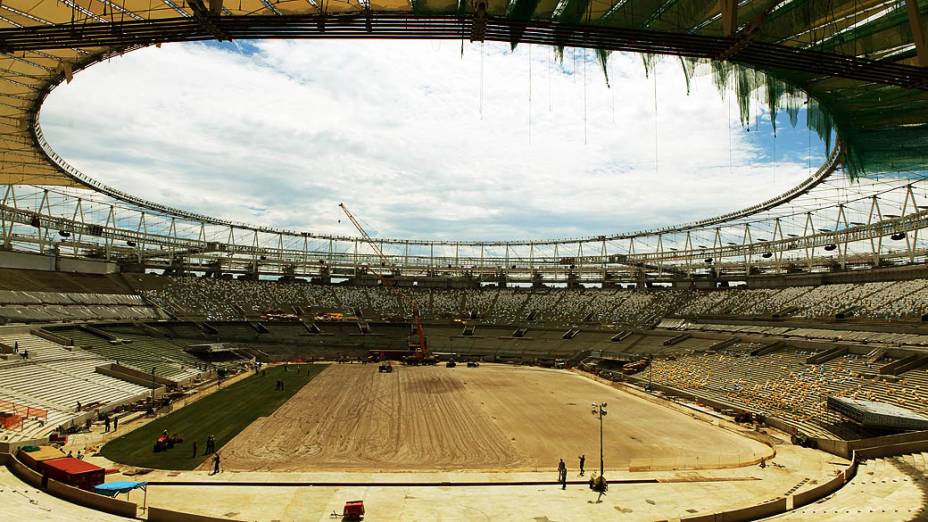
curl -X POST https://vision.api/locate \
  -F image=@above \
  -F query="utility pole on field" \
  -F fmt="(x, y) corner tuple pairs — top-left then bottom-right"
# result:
(590, 401), (608, 495)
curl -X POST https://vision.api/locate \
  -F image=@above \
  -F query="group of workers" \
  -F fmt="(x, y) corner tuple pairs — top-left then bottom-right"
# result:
(12, 341), (29, 360)
(557, 455), (587, 489)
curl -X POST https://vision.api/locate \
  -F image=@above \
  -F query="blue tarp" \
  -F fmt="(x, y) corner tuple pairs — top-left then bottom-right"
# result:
(93, 481), (147, 497)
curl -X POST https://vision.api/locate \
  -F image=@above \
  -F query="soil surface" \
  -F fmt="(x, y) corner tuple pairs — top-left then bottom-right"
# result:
(218, 364), (767, 472)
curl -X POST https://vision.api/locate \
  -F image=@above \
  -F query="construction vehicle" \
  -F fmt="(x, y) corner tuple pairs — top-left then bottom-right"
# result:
(408, 309), (436, 364)
(621, 358), (650, 375)
(342, 500), (365, 520)
(340, 202), (436, 366)
(153, 431), (183, 452)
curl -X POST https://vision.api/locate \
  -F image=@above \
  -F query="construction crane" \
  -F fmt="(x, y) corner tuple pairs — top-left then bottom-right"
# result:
(338, 203), (434, 365)
(410, 308), (430, 363)
(338, 202), (393, 276)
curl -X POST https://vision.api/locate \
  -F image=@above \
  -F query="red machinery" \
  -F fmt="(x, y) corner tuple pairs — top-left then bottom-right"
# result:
(343, 500), (365, 520)
(339, 203), (434, 364)
(40, 457), (105, 490)
(411, 309), (431, 361)
(394, 309), (435, 365)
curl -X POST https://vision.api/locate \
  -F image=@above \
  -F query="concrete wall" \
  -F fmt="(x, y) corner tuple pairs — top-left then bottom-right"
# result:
(7, 453), (43, 488)
(6, 453), (137, 518)
(813, 429), (928, 459)
(31, 327), (72, 346)
(97, 363), (172, 390)
(47, 479), (137, 518)
(856, 440), (928, 459)
(814, 438), (849, 458)
(58, 256), (119, 274)
(848, 430), (928, 452)
(148, 506), (246, 522)
(0, 437), (49, 455)
(792, 468), (848, 508)
(0, 250), (117, 274)
(680, 497), (787, 521)
(0, 250), (56, 271)
(746, 264), (928, 288)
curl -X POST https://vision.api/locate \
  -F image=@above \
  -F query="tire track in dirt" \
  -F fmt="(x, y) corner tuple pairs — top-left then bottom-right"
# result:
(220, 364), (769, 472)
(220, 365), (525, 471)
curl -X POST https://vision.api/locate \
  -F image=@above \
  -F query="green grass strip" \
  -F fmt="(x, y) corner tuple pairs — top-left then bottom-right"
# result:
(100, 364), (326, 470)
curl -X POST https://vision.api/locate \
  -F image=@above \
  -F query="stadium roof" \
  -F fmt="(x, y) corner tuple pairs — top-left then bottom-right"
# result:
(0, 0), (927, 198)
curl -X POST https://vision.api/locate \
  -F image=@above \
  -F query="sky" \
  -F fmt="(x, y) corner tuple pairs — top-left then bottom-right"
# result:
(40, 40), (826, 241)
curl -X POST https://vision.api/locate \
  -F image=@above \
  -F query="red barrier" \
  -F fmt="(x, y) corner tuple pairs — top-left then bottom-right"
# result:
(0, 399), (48, 431)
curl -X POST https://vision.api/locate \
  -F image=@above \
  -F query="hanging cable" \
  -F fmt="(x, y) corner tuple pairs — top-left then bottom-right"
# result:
(728, 83), (733, 177)
(808, 97), (812, 176)
(610, 59), (615, 124)
(479, 41), (485, 119)
(653, 61), (659, 176)
(770, 114), (777, 185)
(529, 44), (533, 145)
(573, 47), (577, 84)
(583, 47), (588, 145)
(547, 47), (552, 112)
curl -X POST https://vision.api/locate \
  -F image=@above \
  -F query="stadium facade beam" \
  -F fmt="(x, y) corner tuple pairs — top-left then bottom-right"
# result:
(907, 0), (928, 67)
(1, 16), (927, 90)
(721, 0), (738, 37)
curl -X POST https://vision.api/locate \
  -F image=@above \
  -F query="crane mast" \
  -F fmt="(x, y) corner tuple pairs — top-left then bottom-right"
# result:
(338, 203), (432, 362)
(338, 202), (392, 275)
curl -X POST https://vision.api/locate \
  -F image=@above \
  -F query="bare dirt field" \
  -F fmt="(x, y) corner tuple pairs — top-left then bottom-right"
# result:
(219, 364), (769, 472)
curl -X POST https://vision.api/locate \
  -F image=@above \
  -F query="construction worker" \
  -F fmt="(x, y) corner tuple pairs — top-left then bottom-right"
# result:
(579, 454), (586, 477)
(558, 459), (567, 489)
(211, 452), (221, 475)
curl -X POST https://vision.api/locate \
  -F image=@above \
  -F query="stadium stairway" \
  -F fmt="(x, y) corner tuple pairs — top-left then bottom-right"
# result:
(769, 453), (928, 521)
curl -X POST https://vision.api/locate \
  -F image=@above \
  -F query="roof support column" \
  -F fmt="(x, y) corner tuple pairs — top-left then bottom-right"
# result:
(1, 185), (12, 249)
(906, 0), (928, 66)
(72, 198), (84, 257)
(868, 196), (882, 267)
(721, 0), (738, 37)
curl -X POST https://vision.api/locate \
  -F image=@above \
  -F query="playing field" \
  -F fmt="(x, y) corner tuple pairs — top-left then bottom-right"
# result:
(219, 364), (769, 472)
(101, 365), (325, 470)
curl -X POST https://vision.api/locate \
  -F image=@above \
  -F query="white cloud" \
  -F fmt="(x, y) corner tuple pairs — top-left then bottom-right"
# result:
(41, 40), (817, 241)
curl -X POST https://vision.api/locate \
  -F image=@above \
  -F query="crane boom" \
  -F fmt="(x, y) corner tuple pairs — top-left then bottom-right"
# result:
(339, 202), (392, 274)
(338, 203), (433, 363)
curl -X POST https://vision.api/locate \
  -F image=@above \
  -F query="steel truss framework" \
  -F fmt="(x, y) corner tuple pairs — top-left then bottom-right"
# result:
(0, 1), (927, 283)
(3, 161), (928, 283)
(1, 15), (927, 89)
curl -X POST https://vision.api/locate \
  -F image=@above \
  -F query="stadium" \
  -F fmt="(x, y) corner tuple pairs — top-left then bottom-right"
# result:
(1, 1), (928, 521)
